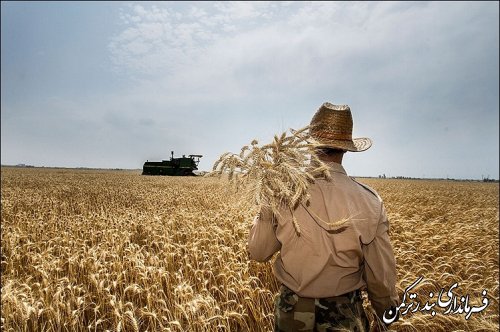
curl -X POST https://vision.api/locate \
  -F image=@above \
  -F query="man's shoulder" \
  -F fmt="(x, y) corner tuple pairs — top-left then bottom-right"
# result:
(349, 177), (382, 203)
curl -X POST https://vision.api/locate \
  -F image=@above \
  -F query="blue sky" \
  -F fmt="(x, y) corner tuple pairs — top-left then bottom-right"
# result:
(1, 1), (499, 179)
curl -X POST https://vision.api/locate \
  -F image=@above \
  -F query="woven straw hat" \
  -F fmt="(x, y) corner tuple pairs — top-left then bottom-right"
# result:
(310, 102), (372, 152)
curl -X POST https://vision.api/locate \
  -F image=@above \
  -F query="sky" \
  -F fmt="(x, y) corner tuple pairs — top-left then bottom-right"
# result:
(1, 1), (499, 179)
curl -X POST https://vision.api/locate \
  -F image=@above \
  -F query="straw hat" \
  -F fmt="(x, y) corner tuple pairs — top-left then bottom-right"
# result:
(310, 102), (372, 152)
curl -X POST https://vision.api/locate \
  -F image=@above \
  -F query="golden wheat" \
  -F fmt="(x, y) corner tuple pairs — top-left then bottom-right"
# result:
(1, 167), (498, 331)
(211, 127), (332, 235)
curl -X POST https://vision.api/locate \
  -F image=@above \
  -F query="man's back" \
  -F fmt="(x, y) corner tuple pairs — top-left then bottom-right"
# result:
(249, 162), (398, 320)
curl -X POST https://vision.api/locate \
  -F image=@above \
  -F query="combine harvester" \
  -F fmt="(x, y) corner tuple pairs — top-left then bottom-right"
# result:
(142, 151), (202, 176)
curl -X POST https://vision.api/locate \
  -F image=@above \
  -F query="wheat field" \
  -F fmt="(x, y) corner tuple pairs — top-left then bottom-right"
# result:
(1, 167), (498, 331)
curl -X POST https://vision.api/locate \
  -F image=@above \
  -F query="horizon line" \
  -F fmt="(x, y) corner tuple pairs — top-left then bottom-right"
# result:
(1, 164), (498, 182)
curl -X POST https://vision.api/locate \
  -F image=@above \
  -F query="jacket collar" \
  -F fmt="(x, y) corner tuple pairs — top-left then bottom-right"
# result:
(325, 162), (347, 175)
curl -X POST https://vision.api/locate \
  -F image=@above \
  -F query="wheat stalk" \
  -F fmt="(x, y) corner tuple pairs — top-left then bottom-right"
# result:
(211, 126), (331, 235)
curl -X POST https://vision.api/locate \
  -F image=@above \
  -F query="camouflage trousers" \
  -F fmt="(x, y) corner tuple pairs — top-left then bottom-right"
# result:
(274, 285), (370, 332)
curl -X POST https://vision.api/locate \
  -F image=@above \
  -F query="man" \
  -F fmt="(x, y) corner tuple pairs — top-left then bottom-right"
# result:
(248, 102), (399, 332)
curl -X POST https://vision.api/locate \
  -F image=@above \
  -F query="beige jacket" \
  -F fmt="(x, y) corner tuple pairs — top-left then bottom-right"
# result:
(248, 162), (399, 319)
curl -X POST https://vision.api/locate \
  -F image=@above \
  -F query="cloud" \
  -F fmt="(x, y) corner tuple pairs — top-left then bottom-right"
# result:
(108, 2), (290, 76)
(106, 1), (498, 129)
(109, 2), (490, 89)
(105, 1), (498, 177)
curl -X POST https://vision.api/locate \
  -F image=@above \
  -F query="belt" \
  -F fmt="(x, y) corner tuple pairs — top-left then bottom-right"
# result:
(280, 285), (362, 305)
(323, 289), (362, 304)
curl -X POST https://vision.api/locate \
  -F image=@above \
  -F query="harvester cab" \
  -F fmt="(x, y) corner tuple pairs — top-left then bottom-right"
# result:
(188, 154), (202, 167)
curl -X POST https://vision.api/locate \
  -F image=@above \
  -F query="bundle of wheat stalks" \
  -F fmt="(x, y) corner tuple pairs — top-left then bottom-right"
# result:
(211, 126), (331, 236)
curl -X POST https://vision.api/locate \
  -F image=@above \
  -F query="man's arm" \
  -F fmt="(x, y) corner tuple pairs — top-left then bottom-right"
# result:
(362, 203), (399, 323)
(248, 207), (281, 262)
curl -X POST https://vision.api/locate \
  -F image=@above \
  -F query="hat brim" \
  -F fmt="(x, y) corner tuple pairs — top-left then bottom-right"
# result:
(316, 137), (372, 152)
